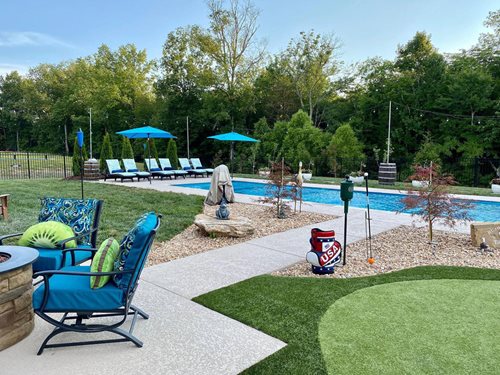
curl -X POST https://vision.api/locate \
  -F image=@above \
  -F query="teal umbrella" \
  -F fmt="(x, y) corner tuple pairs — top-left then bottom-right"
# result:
(208, 131), (259, 174)
(117, 126), (176, 183)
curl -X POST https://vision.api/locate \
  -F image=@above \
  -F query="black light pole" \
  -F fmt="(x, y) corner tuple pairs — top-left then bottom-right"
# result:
(76, 129), (84, 199)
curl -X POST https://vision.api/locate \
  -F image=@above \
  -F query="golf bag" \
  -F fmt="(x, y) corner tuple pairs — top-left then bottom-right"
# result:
(306, 228), (342, 274)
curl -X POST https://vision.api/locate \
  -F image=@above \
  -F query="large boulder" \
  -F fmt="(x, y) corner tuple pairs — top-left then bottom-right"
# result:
(470, 222), (500, 248)
(194, 214), (254, 238)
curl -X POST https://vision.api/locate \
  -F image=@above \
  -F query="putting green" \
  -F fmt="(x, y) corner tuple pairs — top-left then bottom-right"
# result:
(319, 279), (500, 375)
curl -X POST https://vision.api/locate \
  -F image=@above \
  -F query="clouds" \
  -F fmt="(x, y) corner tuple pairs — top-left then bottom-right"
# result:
(0, 63), (28, 76)
(0, 31), (73, 48)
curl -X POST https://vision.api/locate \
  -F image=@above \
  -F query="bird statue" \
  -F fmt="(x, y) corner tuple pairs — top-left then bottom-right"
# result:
(479, 237), (489, 253)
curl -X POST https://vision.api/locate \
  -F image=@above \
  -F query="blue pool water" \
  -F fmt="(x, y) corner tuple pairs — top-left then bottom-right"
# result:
(176, 180), (500, 222)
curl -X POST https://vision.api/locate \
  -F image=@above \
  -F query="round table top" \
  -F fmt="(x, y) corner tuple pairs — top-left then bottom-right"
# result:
(0, 245), (39, 274)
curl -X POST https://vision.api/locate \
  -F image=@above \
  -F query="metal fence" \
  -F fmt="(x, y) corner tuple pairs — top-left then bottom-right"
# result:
(0, 152), (71, 180)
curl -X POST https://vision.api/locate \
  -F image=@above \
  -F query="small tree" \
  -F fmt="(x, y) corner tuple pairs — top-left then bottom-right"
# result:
(166, 139), (179, 169)
(99, 133), (113, 173)
(120, 137), (134, 160)
(414, 134), (441, 166)
(144, 139), (159, 162)
(401, 164), (473, 243)
(260, 159), (295, 218)
(328, 124), (365, 177)
(72, 136), (88, 177)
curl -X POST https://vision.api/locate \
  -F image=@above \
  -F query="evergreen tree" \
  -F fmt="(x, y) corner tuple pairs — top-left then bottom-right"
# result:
(72, 136), (88, 176)
(99, 133), (113, 173)
(166, 139), (179, 168)
(143, 139), (159, 168)
(120, 137), (134, 159)
(328, 124), (365, 176)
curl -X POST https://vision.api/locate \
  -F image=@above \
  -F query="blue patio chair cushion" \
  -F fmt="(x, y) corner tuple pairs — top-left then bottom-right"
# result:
(33, 266), (125, 312)
(150, 167), (161, 172)
(183, 167), (191, 170)
(32, 245), (93, 273)
(128, 168), (139, 172)
(112, 169), (124, 173)
(113, 212), (158, 289)
(38, 197), (99, 246)
(164, 167), (173, 170)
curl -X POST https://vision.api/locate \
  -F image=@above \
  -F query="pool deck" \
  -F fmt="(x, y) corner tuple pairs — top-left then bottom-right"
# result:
(0, 177), (489, 374)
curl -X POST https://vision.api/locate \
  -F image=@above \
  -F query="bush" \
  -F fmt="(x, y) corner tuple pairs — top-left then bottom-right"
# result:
(72, 136), (88, 177)
(166, 139), (179, 169)
(120, 137), (134, 160)
(414, 135), (441, 166)
(99, 133), (113, 173)
(328, 124), (365, 176)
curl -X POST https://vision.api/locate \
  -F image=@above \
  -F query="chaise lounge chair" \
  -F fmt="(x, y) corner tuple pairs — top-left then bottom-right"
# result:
(179, 158), (206, 178)
(33, 212), (161, 355)
(105, 159), (136, 182)
(122, 159), (151, 182)
(144, 158), (175, 180)
(158, 158), (188, 179)
(190, 158), (214, 175)
(0, 197), (103, 273)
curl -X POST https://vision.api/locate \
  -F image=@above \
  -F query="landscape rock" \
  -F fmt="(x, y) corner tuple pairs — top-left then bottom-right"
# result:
(470, 222), (500, 248)
(194, 214), (255, 238)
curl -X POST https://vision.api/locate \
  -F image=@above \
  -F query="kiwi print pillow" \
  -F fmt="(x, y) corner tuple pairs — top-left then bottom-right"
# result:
(90, 238), (120, 289)
(18, 221), (77, 249)
(38, 197), (98, 246)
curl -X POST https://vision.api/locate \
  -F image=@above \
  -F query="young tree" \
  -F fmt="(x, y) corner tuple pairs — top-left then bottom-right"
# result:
(99, 133), (113, 173)
(260, 159), (295, 218)
(120, 137), (134, 159)
(413, 134), (441, 166)
(166, 139), (179, 168)
(328, 124), (365, 176)
(401, 164), (473, 243)
(144, 139), (159, 162)
(72, 136), (88, 176)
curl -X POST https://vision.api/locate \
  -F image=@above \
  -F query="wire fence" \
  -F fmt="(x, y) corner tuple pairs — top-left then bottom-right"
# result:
(0, 151), (72, 180)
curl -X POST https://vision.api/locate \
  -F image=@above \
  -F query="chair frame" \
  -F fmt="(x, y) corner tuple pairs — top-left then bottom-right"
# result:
(33, 215), (161, 355)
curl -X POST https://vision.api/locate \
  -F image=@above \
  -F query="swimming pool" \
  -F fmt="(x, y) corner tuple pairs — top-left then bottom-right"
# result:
(176, 180), (500, 222)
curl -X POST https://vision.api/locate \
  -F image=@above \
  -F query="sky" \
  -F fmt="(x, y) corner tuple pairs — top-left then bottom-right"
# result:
(0, 0), (497, 75)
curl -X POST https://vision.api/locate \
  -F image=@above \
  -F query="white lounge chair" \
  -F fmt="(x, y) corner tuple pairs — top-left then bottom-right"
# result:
(105, 159), (136, 182)
(158, 158), (188, 179)
(178, 158), (206, 178)
(122, 159), (151, 181)
(190, 158), (214, 175)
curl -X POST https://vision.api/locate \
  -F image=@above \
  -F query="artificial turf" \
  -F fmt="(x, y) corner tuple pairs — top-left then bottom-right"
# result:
(193, 266), (500, 374)
(0, 179), (204, 243)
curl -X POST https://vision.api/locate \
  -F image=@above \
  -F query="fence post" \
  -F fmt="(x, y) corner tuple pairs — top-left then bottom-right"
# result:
(63, 154), (67, 179)
(27, 151), (31, 179)
(473, 157), (479, 187)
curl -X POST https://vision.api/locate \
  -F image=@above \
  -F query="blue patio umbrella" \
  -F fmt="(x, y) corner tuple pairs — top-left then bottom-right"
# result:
(117, 126), (176, 183)
(208, 131), (259, 174)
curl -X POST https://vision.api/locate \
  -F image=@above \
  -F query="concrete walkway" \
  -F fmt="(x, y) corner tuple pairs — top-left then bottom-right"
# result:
(0, 178), (470, 374)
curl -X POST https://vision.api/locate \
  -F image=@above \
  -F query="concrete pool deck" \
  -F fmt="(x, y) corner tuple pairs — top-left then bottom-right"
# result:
(0, 177), (485, 374)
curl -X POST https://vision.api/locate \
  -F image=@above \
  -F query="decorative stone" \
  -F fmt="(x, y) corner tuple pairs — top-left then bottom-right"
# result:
(194, 214), (255, 238)
(84, 158), (100, 180)
(470, 222), (500, 248)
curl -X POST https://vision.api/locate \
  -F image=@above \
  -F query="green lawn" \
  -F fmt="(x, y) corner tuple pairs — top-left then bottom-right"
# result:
(194, 266), (500, 374)
(235, 173), (495, 197)
(0, 179), (204, 243)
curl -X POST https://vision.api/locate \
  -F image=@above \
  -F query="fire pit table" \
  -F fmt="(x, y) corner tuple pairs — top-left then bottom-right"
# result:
(0, 246), (38, 351)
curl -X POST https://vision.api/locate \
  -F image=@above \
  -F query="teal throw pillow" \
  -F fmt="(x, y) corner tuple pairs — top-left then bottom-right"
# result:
(90, 238), (120, 289)
(18, 221), (76, 249)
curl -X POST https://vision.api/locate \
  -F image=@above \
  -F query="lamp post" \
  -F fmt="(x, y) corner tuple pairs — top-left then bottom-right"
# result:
(76, 129), (84, 199)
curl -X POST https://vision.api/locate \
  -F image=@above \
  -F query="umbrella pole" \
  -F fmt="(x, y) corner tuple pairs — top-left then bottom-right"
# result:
(148, 136), (152, 184)
(230, 141), (234, 178)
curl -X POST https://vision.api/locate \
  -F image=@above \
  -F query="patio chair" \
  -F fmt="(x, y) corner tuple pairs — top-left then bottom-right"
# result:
(33, 212), (161, 355)
(158, 158), (188, 179)
(104, 159), (136, 182)
(179, 158), (206, 178)
(0, 197), (103, 273)
(190, 158), (214, 175)
(144, 158), (175, 180)
(122, 159), (151, 182)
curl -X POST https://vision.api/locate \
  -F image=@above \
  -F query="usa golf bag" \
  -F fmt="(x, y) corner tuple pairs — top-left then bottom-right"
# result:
(306, 228), (342, 274)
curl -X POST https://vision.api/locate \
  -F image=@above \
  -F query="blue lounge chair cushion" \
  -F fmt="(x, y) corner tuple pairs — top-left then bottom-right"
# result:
(32, 245), (94, 273)
(33, 266), (125, 312)
(150, 168), (161, 172)
(38, 197), (99, 246)
(164, 167), (173, 170)
(114, 212), (158, 289)
(112, 169), (124, 173)
(128, 168), (139, 172)
(183, 167), (191, 171)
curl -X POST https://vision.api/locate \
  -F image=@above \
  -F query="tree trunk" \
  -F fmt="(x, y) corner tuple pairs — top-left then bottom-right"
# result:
(64, 121), (69, 155)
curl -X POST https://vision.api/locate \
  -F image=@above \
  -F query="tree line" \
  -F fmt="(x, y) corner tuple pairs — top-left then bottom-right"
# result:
(0, 1), (498, 178)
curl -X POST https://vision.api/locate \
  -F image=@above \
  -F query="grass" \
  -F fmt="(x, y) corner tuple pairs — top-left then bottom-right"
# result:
(234, 173), (496, 197)
(194, 266), (500, 374)
(0, 178), (204, 243)
(320, 279), (500, 374)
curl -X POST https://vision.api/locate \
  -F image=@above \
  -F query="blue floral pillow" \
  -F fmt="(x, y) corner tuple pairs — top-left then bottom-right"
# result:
(113, 212), (158, 289)
(38, 197), (99, 246)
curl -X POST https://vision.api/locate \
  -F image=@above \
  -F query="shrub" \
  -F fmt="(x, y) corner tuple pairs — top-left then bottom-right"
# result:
(120, 137), (134, 160)
(414, 135), (441, 166)
(72, 136), (88, 177)
(328, 124), (365, 177)
(99, 133), (113, 173)
(166, 139), (179, 169)
(144, 139), (159, 161)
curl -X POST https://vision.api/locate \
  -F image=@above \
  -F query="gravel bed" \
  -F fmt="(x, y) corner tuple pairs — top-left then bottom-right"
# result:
(273, 225), (499, 279)
(149, 203), (335, 266)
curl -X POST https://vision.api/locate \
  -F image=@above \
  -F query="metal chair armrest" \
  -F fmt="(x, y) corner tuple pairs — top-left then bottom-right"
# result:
(0, 232), (23, 245)
(57, 227), (98, 249)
